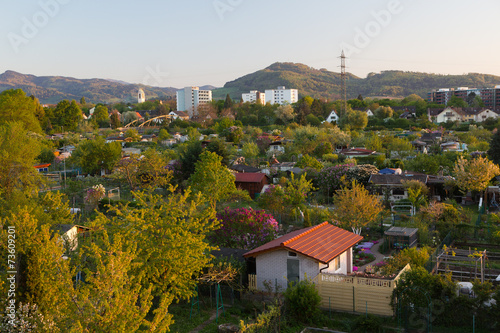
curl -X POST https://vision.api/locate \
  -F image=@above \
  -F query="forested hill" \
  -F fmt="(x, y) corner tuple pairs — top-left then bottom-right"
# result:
(0, 70), (177, 104)
(214, 62), (500, 100)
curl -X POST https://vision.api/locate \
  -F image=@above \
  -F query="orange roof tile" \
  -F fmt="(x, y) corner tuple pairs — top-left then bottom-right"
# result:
(244, 222), (363, 264)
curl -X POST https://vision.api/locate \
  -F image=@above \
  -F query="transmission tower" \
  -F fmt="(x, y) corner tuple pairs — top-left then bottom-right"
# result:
(339, 50), (347, 116)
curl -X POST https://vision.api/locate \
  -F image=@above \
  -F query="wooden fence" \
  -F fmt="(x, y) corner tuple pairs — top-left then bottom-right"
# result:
(314, 264), (410, 316)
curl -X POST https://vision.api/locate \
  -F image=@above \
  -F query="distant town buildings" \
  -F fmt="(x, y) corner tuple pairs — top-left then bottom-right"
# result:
(241, 90), (266, 104)
(265, 86), (298, 105)
(176, 86), (212, 117)
(428, 86), (500, 108)
(138, 88), (145, 103)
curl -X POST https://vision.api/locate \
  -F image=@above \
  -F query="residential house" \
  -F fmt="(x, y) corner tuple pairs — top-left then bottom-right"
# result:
(325, 110), (339, 123)
(428, 107), (463, 123)
(234, 172), (268, 199)
(244, 222), (363, 291)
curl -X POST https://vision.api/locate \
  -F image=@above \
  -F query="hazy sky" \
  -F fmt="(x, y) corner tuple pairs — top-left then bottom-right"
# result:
(2, 0), (500, 88)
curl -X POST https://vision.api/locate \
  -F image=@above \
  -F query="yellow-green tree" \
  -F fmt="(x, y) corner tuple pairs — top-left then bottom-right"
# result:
(453, 156), (500, 194)
(0, 89), (43, 133)
(188, 150), (237, 208)
(0, 122), (44, 206)
(333, 180), (384, 234)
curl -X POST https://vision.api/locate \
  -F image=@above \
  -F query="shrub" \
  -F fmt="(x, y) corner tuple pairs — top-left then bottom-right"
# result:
(210, 208), (279, 249)
(283, 278), (321, 323)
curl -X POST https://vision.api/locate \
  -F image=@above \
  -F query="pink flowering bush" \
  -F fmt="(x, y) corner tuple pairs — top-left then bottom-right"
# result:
(211, 207), (279, 250)
(316, 163), (354, 194)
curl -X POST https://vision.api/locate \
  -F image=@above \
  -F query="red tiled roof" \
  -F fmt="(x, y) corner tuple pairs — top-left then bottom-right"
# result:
(234, 172), (266, 183)
(244, 222), (363, 264)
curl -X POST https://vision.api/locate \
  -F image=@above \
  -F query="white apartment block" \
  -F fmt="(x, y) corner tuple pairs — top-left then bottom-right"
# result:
(265, 86), (298, 105)
(176, 86), (212, 117)
(242, 90), (266, 104)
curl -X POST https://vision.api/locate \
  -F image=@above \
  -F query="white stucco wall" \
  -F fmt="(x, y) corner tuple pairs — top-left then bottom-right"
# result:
(255, 248), (352, 291)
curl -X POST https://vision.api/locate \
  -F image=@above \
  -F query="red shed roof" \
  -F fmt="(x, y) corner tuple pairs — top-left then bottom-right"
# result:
(234, 172), (266, 183)
(244, 222), (363, 264)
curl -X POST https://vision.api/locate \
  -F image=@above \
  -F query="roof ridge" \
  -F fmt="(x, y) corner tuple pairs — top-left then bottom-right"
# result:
(282, 221), (328, 246)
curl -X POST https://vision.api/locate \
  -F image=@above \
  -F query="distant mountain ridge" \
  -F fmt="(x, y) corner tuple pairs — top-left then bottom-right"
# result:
(3, 64), (500, 104)
(213, 62), (500, 101)
(0, 70), (178, 104)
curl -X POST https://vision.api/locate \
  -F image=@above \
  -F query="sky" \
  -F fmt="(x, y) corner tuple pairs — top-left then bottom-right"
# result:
(2, 0), (500, 89)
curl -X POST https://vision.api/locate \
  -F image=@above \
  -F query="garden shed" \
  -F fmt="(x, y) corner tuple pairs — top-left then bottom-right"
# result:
(384, 227), (418, 249)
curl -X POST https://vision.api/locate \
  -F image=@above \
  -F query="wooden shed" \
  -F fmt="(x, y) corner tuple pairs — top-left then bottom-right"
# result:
(234, 172), (268, 199)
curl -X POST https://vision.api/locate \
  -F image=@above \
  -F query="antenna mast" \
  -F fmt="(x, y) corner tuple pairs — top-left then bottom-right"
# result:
(339, 50), (347, 116)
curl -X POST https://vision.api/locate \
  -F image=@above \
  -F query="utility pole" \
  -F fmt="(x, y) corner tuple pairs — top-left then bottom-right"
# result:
(339, 50), (347, 117)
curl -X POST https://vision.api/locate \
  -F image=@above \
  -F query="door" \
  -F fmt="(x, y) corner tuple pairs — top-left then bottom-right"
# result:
(287, 259), (300, 285)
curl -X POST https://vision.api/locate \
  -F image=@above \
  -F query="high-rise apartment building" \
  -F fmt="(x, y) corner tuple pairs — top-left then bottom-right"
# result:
(241, 90), (266, 104)
(176, 86), (212, 117)
(428, 86), (500, 109)
(264, 86), (298, 105)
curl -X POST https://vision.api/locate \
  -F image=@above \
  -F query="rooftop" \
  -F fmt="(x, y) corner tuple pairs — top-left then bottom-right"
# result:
(244, 222), (363, 264)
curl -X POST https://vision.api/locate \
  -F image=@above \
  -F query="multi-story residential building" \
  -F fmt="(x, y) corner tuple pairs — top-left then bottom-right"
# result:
(264, 86), (298, 105)
(242, 90), (266, 104)
(428, 86), (500, 109)
(176, 86), (212, 117)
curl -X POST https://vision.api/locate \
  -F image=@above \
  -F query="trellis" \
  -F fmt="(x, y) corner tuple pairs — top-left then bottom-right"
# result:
(190, 265), (239, 323)
(435, 247), (487, 283)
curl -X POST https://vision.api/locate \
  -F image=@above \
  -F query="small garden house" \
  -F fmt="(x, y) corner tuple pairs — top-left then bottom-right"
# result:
(384, 226), (418, 249)
(244, 222), (363, 291)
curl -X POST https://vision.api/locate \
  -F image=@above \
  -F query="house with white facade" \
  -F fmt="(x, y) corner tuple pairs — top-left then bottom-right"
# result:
(242, 90), (266, 104)
(428, 107), (463, 123)
(265, 86), (298, 105)
(244, 222), (363, 291)
(474, 108), (499, 122)
(325, 110), (339, 123)
(176, 86), (212, 117)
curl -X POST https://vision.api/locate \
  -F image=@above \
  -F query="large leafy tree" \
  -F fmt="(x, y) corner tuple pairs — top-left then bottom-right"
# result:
(112, 149), (172, 191)
(333, 180), (384, 234)
(0, 89), (43, 133)
(70, 136), (122, 175)
(91, 105), (109, 127)
(453, 156), (500, 194)
(52, 100), (83, 131)
(101, 189), (219, 328)
(188, 150), (237, 208)
(0, 122), (43, 205)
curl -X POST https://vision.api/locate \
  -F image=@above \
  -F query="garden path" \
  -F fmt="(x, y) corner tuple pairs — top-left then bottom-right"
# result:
(357, 238), (386, 272)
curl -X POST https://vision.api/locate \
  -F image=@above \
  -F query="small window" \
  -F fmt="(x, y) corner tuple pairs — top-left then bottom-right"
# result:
(333, 256), (340, 270)
(288, 251), (297, 257)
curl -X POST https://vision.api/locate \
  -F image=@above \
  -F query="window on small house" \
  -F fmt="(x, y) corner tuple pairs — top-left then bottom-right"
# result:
(392, 188), (405, 196)
(333, 256), (340, 270)
(288, 251), (297, 257)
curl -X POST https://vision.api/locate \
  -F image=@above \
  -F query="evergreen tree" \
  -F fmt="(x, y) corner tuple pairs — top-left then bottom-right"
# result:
(224, 93), (233, 109)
